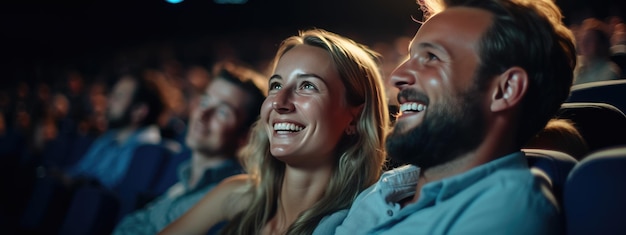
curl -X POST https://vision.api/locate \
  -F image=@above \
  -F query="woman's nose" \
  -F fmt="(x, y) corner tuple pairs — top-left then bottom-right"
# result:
(271, 90), (295, 113)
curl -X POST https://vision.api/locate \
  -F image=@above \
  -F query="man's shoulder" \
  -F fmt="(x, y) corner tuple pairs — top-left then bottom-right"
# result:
(389, 169), (561, 234)
(313, 209), (350, 235)
(136, 125), (162, 144)
(451, 166), (561, 226)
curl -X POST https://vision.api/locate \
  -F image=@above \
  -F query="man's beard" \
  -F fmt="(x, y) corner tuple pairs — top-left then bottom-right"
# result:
(186, 131), (238, 158)
(106, 109), (133, 129)
(386, 88), (486, 170)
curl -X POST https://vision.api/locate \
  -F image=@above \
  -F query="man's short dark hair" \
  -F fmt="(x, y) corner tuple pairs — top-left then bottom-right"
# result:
(420, 0), (577, 147)
(117, 68), (167, 127)
(212, 61), (267, 135)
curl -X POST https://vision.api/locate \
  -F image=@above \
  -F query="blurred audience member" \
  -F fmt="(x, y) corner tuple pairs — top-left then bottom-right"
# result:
(574, 18), (622, 84)
(81, 80), (109, 136)
(55, 68), (167, 189)
(112, 61), (266, 235)
(525, 118), (589, 160)
(63, 70), (89, 123)
(609, 18), (626, 78)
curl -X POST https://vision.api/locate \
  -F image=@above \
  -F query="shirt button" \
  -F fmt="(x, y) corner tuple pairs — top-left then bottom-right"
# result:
(387, 210), (393, 216)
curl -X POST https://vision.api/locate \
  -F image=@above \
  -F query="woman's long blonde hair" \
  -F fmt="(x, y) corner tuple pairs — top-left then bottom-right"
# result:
(220, 28), (390, 235)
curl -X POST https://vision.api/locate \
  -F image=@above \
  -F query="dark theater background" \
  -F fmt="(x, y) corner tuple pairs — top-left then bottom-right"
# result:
(0, 0), (423, 87)
(0, 0), (624, 233)
(0, 0), (624, 87)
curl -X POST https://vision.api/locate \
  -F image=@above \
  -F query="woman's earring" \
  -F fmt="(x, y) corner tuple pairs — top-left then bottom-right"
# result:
(345, 126), (356, 135)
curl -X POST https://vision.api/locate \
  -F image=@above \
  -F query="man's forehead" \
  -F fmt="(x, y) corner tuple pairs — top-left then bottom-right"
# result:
(420, 7), (493, 34)
(412, 7), (493, 49)
(206, 78), (249, 108)
(113, 77), (137, 92)
(206, 77), (240, 93)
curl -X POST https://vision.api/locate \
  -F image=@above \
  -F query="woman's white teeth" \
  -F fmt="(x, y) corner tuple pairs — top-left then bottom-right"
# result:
(273, 123), (304, 132)
(400, 103), (427, 113)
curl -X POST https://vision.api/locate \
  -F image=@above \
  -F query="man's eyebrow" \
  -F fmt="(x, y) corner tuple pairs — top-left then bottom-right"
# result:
(204, 93), (237, 111)
(409, 41), (445, 55)
(417, 42), (446, 53)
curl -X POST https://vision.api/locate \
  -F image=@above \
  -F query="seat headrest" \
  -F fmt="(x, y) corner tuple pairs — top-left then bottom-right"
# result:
(568, 79), (626, 113)
(523, 148), (578, 205)
(563, 145), (626, 234)
(557, 102), (626, 153)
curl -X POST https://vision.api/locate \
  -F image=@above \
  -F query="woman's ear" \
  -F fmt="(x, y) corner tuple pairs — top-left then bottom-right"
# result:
(490, 67), (528, 112)
(346, 104), (364, 135)
(350, 104), (365, 119)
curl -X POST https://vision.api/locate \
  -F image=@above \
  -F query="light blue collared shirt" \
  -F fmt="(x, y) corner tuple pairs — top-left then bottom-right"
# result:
(113, 157), (243, 235)
(336, 152), (562, 235)
(67, 126), (161, 189)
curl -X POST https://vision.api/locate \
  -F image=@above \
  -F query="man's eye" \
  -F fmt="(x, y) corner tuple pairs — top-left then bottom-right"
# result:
(216, 107), (231, 118)
(427, 52), (439, 61)
(200, 95), (211, 107)
(419, 52), (440, 65)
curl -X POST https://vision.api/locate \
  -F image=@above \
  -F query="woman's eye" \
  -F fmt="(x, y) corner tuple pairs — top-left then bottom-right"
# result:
(300, 81), (317, 90)
(269, 82), (282, 91)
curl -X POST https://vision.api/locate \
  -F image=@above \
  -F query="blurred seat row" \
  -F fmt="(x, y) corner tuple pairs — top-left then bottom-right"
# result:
(1, 79), (625, 234)
(526, 79), (626, 235)
(0, 134), (189, 234)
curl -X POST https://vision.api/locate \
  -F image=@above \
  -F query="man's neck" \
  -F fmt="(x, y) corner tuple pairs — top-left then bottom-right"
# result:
(405, 143), (517, 207)
(404, 152), (476, 207)
(188, 151), (230, 187)
(114, 125), (140, 143)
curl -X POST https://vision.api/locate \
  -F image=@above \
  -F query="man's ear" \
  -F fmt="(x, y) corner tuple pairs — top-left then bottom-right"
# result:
(490, 67), (528, 112)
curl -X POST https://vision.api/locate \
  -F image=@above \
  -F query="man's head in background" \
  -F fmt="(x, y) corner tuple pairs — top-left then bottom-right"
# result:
(185, 61), (267, 158)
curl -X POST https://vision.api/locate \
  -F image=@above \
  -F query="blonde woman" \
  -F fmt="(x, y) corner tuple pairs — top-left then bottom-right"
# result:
(159, 28), (390, 235)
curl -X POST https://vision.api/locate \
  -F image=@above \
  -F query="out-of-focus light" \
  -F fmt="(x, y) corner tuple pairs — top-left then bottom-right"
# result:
(214, 0), (248, 4)
(166, 0), (184, 4)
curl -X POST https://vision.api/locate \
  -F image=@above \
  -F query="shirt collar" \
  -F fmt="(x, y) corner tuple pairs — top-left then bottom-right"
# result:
(109, 125), (161, 147)
(378, 165), (421, 203)
(178, 158), (243, 191)
(421, 151), (527, 203)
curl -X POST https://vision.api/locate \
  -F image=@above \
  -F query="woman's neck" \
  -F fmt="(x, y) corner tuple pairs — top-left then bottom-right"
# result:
(262, 164), (333, 235)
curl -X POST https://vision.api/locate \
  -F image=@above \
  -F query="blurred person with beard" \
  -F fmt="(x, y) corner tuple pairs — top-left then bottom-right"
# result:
(335, 0), (577, 234)
(112, 62), (266, 235)
(60, 69), (167, 189)
(15, 69), (169, 234)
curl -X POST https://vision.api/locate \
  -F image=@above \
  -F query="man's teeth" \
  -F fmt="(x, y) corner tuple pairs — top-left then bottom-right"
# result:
(400, 103), (427, 112)
(273, 123), (304, 132)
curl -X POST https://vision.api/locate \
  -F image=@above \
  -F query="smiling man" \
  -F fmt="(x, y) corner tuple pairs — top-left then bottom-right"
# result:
(335, 0), (577, 234)
(113, 61), (266, 235)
